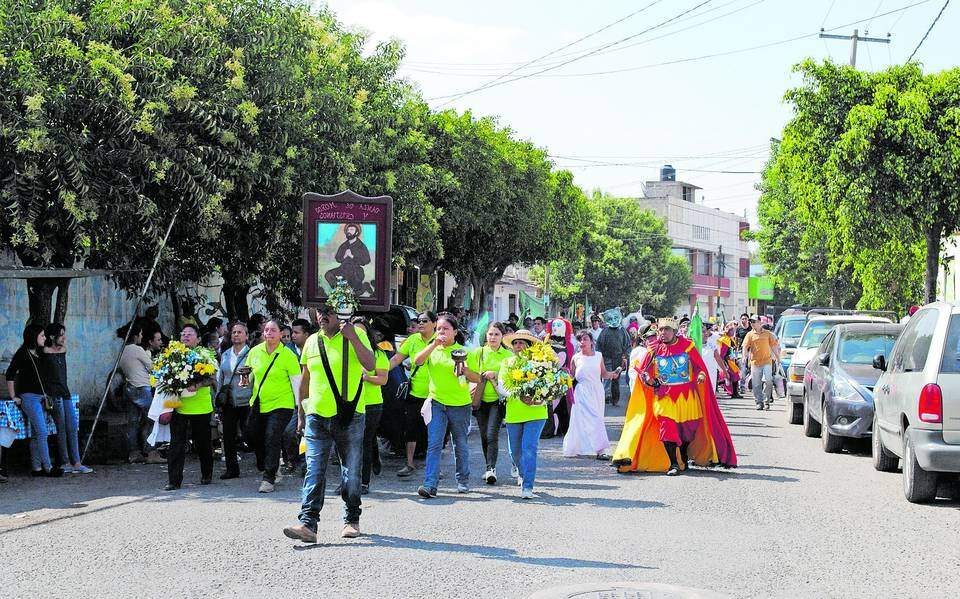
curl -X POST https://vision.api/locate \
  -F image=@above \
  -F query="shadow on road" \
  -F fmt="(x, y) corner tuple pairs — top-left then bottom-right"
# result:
(300, 533), (657, 570)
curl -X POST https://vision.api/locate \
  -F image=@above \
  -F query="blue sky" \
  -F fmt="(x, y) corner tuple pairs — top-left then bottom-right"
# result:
(322, 0), (958, 223)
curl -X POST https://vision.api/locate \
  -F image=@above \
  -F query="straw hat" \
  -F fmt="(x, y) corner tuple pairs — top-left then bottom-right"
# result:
(504, 329), (540, 346)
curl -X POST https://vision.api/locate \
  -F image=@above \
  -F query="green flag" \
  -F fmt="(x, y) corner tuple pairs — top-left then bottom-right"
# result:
(690, 307), (703, 352)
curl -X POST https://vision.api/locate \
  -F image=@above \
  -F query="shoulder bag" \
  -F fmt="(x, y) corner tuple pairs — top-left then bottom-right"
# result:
(215, 348), (248, 409)
(469, 347), (487, 408)
(317, 335), (364, 427)
(396, 363), (421, 404)
(26, 351), (55, 413)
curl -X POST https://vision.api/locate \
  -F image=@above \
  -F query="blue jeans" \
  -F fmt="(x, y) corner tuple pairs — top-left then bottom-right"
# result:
(423, 401), (471, 491)
(51, 396), (81, 466)
(123, 384), (153, 454)
(20, 393), (52, 471)
(299, 413), (365, 530)
(751, 363), (773, 406)
(507, 419), (546, 491)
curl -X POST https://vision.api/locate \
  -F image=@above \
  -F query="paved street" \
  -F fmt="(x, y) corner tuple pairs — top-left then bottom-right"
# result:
(2, 392), (958, 599)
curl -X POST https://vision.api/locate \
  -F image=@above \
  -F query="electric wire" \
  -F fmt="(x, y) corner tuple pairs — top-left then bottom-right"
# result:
(907, 0), (950, 61)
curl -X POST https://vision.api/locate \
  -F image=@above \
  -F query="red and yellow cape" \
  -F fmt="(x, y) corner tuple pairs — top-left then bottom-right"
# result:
(613, 336), (738, 472)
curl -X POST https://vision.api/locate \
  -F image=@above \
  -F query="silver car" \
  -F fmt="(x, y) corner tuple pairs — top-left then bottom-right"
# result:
(872, 302), (960, 503)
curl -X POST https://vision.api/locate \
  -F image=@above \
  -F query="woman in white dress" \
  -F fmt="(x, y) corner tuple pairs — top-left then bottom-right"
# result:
(563, 330), (622, 459)
(701, 323), (725, 393)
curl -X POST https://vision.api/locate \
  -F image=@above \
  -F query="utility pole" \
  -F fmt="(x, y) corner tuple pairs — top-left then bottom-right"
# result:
(819, 28), (890, 67)
(716, 245), (724, 319)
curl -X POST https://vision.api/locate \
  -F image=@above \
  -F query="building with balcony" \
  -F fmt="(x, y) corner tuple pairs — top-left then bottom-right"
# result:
(635, 166), (751, 319)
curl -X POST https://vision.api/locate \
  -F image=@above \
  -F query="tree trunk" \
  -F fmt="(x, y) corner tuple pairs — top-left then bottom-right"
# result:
(170, 289), (182, 326)
(53, 278), (71, 324)
(448, 278), (466, 310)
(924, 223), (942, 304)
(222, 280), (251, 322)
(26, 278), (59, 325)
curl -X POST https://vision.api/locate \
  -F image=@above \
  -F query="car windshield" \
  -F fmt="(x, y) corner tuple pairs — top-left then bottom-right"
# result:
(799, 321), (838, 348)
(838, 333), (897, 364)
(782, 319), (806, 338)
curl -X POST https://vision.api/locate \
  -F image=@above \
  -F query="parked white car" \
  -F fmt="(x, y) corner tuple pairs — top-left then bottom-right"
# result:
(872, 302), (960, 503)
(786, 314), (892, 424)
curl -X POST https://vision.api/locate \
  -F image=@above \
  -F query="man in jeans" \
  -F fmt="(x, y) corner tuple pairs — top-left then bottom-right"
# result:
(119, 326), (164, 464)
(283, 307), (375, 543)
(741, 317), (780, 410)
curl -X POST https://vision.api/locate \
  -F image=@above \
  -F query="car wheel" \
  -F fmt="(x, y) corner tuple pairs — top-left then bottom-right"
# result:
(871, 413), (899, 472)
(821, 403), (843, 453)
(802, 392), (821, 438)
(787, 398), (803, 425)
(903, 431), (938, 503)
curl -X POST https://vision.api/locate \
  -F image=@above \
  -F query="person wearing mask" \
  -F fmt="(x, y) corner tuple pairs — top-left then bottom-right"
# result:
(467, 322), (513, 485)
(497, 329), (549, 499)
(564, 330), (621, 459)
(415, 314), (480, 499)
(244, 319), (301, 493)
(352, 317), (389, 495)
(217, 322), (252, 480)
(165, 324), (217, 491)
(119, 324), (162, 463)
(741, 317), (780, 411)
(596, 313), (631, 407)
(283, 305), (374, 542)
(281, 318), (312, 475)
(42, 323), (92, 474)
(389, 311), (436, 478)
(5, 324), (61, 477)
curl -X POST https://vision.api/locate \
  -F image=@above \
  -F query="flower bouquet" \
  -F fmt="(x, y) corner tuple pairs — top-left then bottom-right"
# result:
(150, 341), (218, 409)
(328, 276), (360, 320)
(502, 342), (573, 406)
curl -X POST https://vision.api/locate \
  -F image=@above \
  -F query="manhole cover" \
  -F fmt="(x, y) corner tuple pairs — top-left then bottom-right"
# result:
(529, 582), (728, 599)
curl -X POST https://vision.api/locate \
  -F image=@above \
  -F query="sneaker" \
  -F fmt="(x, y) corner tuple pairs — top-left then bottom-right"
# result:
(417, 485), (437, 499)
(397, 465), (415, 477)
(521, 488), (534, 500)
(666, 466), (680, 476)
(145, 451), (165, 464)
(164, 483), (180, 491)
(283, 524), (317, 543)
(484, 469), (497, 485)
(258, 481), (275, 493)
(517, 477), (523, 488)
(341, 522), (360, 539)
(128, 451), (145, 464)
(61, 465), (77, 474)
(756, 405), (764, 411)
(510, 465), (519, 479)
(457, 483), (470, 494)
(72, 465), (94, 474)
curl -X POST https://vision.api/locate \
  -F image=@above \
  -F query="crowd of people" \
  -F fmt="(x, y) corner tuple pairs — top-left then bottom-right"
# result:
(2, 302), (767, 544)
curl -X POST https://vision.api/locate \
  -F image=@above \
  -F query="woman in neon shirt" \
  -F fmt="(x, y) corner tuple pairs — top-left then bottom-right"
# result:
(351, 317), (390, 495)
(467, 322), (513, 485)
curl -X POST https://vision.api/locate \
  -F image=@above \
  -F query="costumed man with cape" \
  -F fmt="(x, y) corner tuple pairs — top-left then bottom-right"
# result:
(612, 317), (737, 475)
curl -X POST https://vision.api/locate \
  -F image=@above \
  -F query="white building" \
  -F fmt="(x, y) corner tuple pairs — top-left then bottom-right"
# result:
(636, 167), (751, 319)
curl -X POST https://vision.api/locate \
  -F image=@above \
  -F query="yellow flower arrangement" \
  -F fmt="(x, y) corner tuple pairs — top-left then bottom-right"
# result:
(502, 341), (573, 406)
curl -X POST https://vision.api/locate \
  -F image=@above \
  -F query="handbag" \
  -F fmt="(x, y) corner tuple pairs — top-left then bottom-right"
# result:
(396, 363), (422, 404)
(26, 351), (55, 412)
(317, 335), (364, 427)
(215, 347), (248, 408)
(469, 348), (486, 408)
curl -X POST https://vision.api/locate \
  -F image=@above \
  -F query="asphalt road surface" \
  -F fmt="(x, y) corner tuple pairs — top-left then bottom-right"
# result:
(2, 391), (959, 599)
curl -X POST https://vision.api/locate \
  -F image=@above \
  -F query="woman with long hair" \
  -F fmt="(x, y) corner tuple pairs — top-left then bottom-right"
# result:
(467, 321), (513, 485)
(5, 324), (60, 477)
(351, 317), (389, 494)
(718, 322), (741, 398)
(389, 311), (436, 477)
(563, 330), (621, 459)
(43, 323), (92, 474)
(414, 313), (480, 498)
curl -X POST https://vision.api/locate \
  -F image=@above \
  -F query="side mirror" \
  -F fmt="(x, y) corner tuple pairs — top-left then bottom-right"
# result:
(818, 353), (830, 366)
(872, 354), (887, 371)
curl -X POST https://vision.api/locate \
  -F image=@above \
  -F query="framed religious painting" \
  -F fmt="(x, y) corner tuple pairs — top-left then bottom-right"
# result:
(302, 190), (393, 312)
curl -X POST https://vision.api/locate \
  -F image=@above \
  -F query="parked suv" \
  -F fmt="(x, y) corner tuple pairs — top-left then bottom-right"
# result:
(872, 302), (960, 503)
(773, 314), (808, 371)
(786, 314), (893, 424)
(801, 323), (902, 453)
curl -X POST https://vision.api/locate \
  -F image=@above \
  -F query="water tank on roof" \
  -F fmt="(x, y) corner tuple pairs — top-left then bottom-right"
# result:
(661, 164), (676, 182)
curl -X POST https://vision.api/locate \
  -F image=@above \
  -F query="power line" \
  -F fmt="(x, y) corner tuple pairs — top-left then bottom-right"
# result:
(429, 0), (715, 102)
(907, 0), (950, 61)
(867, 0), (888, 31)
(431, 0), (666, 106)
(822, 0), (838, 28)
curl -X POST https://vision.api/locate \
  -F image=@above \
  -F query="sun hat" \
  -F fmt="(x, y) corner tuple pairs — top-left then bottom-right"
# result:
(503, 329), (540, 346)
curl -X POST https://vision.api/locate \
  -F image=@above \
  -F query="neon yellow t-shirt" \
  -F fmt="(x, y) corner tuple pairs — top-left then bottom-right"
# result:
(499, 357), (549, 424)
(177, 386), (214, 415)
(398, 333), (434, 398)
(466, 345), (513, 402)
(427, 343), (471, 406)
(360, 352), (390, 407)
(300, 329), (371, 417)
(246, 342), (300, 413)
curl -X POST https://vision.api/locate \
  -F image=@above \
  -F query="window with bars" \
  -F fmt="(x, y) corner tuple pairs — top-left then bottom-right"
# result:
(692, 225), (710, 240)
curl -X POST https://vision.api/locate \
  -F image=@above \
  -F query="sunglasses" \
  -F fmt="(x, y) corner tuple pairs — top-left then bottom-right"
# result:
(417, 318), (432, 324)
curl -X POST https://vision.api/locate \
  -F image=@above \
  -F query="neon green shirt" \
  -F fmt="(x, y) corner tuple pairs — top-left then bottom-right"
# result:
(246, 342), (300, 413)
(300, 329), (371, 417)
(499, 357), (549, 424)
(398, 333), (434, 398)
(426, 343), (471, 406)
(177, 385), (214, 415)
(467, 345), (513, 402)
(360, 352), (390, 407)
